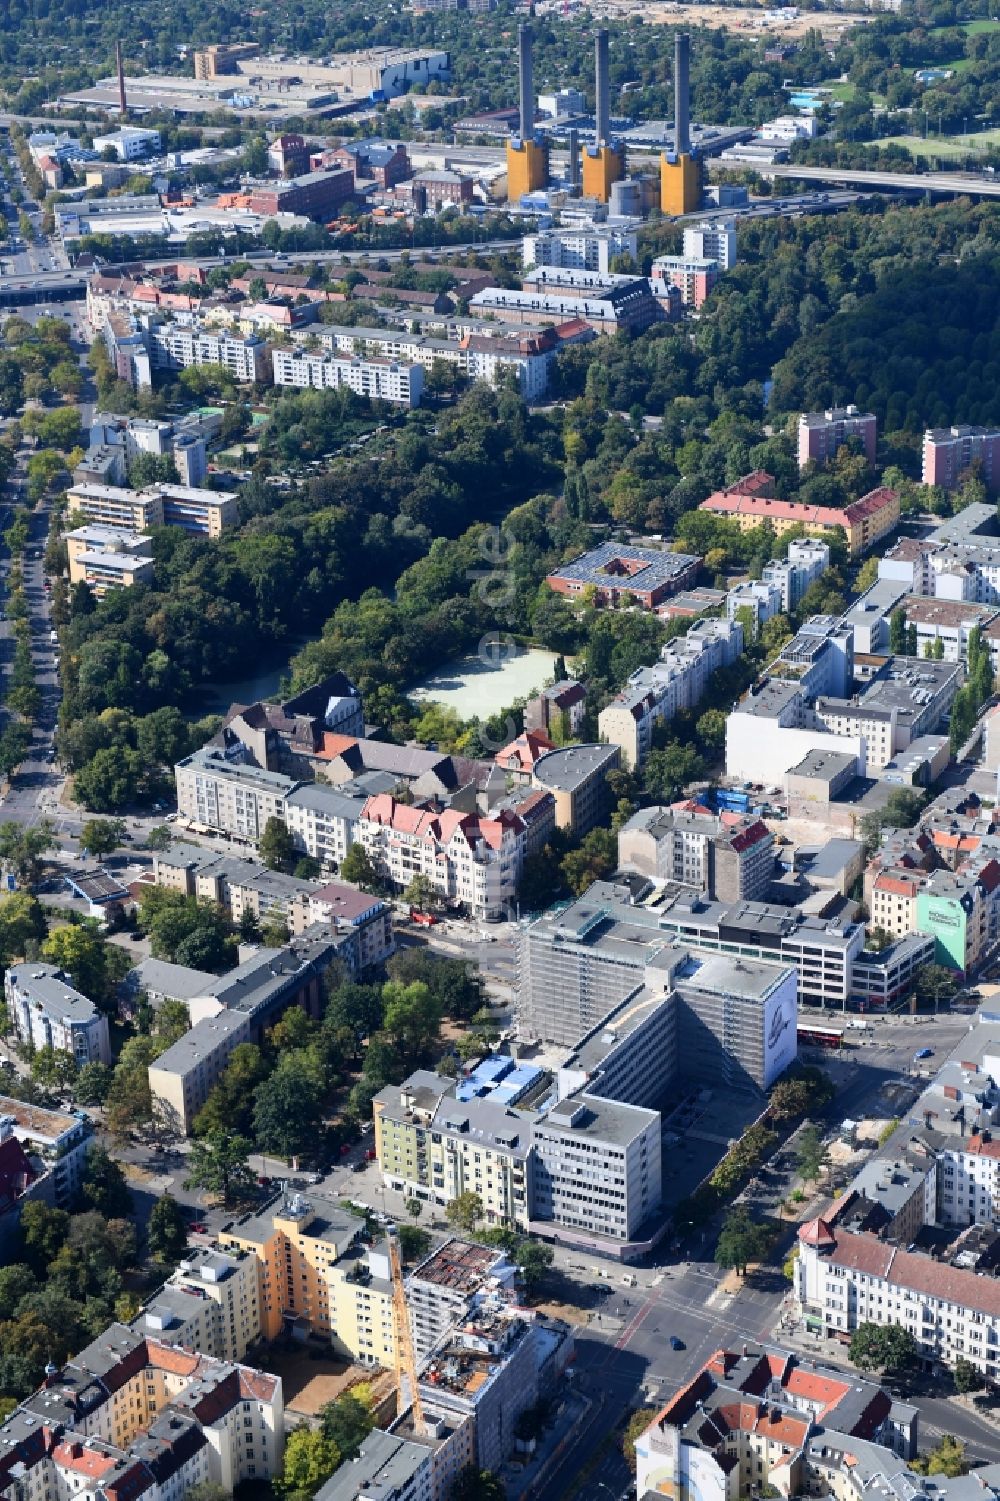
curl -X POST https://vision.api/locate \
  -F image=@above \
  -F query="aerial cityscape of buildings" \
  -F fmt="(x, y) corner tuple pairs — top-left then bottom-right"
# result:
(6, 4), (1000, 1499)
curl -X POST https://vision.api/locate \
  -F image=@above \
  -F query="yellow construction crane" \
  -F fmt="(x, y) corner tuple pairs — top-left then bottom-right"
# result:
(388, 1228), (425, 1433)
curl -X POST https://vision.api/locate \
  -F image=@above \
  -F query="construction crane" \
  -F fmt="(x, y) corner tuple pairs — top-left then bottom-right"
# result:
(388, 1228), (425, 1433)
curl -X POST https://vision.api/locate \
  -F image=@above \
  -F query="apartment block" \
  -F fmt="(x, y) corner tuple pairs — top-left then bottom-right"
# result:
(530, 743), (620, 836)
(149, 1011), (253, 1135)
(0, 1324), (283, 1498)
(727, 578), (782, 630)
(317, 1431), (434, 1501)
(923, 425), (1000, 492)
(220, 1191), (396, 1366)
(283, 783), (366, 867)
(916, 867), (993, 977)
(148, 926), (347, 1132)
(5, 962), (110, 1065)
(682, 218), (737, 269)
(271, 347), (424, 407)
(617, 801), (774, 901)
(316, 324), (558, 401)
(598, 619), (743, 770)
(135, 1246), (263, 1362)
(67, 480), (237, 537)
(358, 795), (526, 919)
(174, 747), (296, 843)
(86, 410), (207, 487)
(523, 678), (587, 737)
(521, 226), (637, 274)
(796, 1216), (1000, 1380)
(150, 323), (270, 384)
(797, 405), (877, 470)
(762, 538), (830, 613)
(650, 254), (719, 308)
(66, 481), (162, 531)
(469, 280), (658, 335)
(0, 1095), (93, 1211)
(636, 1343), (918, 1501)
(374, 1070), (535, 1231)
(65, 525), (154, 595)
(700, 473), (898, 559)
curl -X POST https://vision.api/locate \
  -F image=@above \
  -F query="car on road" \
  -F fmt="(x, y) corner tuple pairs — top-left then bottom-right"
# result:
(914, 1048), (934, 1061)
(189, 1222), (207, 1234)
(669, 1336), (685, 1351)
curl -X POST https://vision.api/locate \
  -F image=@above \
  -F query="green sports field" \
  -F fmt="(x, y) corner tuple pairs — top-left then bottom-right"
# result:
(874, 126), (1000, 159)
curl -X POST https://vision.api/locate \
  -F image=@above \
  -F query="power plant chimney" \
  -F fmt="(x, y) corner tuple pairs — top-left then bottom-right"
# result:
(674, 31), (690, 157)
(567, 127), (581, 192)
(518, 24), (534, 141)
(116, 38), (127, 117)
(595, 28), (610, 147)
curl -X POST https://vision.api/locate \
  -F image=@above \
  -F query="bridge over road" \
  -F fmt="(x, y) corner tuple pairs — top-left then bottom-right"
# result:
(725, 160), (1000, 199)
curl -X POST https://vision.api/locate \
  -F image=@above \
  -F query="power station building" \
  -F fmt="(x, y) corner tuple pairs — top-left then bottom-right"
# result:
(581, 29), (624, 205)
(661, 34), (702, 215)
(507, 25), (548, 200)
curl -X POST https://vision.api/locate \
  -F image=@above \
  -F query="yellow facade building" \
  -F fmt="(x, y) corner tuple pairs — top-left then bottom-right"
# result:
(660, 153), (701, 215)
(506, 139), (548, 200)
(220, 1191), (397, 1367)
(581, 145), (624, 204)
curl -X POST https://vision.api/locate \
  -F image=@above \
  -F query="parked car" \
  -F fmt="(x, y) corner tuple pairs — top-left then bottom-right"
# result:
(914, 1048), (934, 1061)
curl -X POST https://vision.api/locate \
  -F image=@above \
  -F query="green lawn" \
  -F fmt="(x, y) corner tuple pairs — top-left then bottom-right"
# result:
(930, 17), (1000, 34)
(823, 79), (887, 107)
(874, 126), (1000, 159)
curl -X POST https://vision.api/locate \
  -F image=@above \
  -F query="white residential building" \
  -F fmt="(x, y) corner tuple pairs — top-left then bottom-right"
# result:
(92, 125), (162, 159)
(522, 226), (637, 275)
(5, 962), (111, 1065)
(174, 747), (296, 845)
(150, 322), (271, 383)
(682, 218), (737, 269)
(763, 538), (829, 612)
(937, 1132), (1000, 1227)
(727, 578), (782, 630)
(271, 347), (423, 406)
(358, 794), (526, 919)
(283, 783), (366, 868)
(796, 1216), (1000, 1380)
(317, 325), (552, 400)
(598, 618), (744, 769)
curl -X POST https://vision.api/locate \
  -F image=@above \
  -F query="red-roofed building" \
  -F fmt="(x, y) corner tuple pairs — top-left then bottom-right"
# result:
(0, 1329), (285, 1501)
(358, 795), (526, 918)
(699, 475), (898, 559)
(495, 730), (556, 783)
(635, 1340), (915, 1499)
(797, 1219), (1000, 1379)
